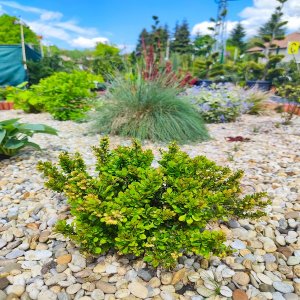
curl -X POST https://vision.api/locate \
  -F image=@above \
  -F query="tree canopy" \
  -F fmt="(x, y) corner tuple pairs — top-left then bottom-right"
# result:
(0, 14), (39, 45)
(227, 23), (246, 53)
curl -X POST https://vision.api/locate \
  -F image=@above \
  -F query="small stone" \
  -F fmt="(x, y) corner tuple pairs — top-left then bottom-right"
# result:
(188, 271), (200, 282)
(196, 286), (214, 297)
(39, 231), (50, 243)
(6, 285), (25, 297)
(222, 267), (235, 278)
(91, 289), (104, 300)
(0, 277), (10, 289)
(272, 292), (285, 300)
(95, 281), (116, 294)
(285, 211), (299, 219)
(128, 282), (148, 299)
(66, 283), (81, 295)
(287, 256), (300, 266)
(220, 286), (232, 297)
(232, 289), (248, 300)
(160, 291), (175, 300)
(275, 236), (285, 246)
(0, 291), (6, 300)
(231, 239), (246, 250)
(277, 246), (293, 258)
(93, 262), (106, 274)
(149, 277), (161, 288)
(257, 273), (273, 285)
(232, 272), (250, 285)
(106, 264), (117, 274)
(0, 239), (8, 249)
(115, 289), (130, 298)
(70, 254), (86, 269)
(24, 250), (52, 260)
(57, 254), (72, 264)
(263, 240), (277, 253)
(161, 273), (173, 285)
(137, 269), (152, 282)
(37, 290), (57, 300)
(6, 249), (25, 259)
(284, 293), (299, 300)
(273, 281), (294, 293)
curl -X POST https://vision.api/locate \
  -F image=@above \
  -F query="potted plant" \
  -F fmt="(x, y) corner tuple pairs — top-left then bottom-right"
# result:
(0, 118), (57, 160)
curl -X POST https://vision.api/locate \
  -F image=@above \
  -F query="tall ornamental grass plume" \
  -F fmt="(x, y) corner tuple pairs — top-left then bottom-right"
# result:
(91, 74), (209, 143)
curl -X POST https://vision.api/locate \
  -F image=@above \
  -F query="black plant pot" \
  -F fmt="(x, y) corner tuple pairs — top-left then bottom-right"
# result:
(246, 80), (272, 91)
(194, 79), (213, 87)
(0, 153), (10, 161)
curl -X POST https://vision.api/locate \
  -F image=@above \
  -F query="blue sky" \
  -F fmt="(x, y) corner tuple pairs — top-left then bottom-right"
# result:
(0, 0), (299, 50)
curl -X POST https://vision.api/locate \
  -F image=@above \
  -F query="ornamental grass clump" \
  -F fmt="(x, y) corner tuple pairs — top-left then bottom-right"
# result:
(38, 137), (270, 268)
(91, 75), (209, 143)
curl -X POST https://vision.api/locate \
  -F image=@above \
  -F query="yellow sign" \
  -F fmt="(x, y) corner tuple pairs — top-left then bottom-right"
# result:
(288, 41), (300, 54)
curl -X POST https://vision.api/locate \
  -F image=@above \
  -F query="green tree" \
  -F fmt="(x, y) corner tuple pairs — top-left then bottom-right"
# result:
(170, 20), (191, 54)
(193, 34), (215, 57)
(92, 43), (123, 80)
(227, 23), (246, 53)
(254, 0), (288, 80)
(0, 14), (39, 45)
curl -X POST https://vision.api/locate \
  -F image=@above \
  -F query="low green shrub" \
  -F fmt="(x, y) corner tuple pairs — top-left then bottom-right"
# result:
(0, 118), (57, 157)
(38, 137), (270, 268)
(91, 75), (209, 143)
(8, 71), (104, 121)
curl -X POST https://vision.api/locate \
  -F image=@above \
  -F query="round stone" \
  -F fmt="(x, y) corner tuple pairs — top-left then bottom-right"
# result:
(91, 289), (104, 300)
(66, 283), (81, 295)
(232, 272), (250, 285)
(232, 289), (248, 300)
(128, 282), (148, 299)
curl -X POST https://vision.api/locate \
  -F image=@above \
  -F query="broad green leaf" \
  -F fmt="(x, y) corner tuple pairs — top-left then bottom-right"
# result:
(0, 129), (6, 144)
(4, 138), (26, 149)
(17, 123), (58, 135)
(0, 118), (19, 126)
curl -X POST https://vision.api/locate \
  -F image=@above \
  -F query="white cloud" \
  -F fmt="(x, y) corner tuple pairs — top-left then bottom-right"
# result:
(117, 44), (136, 54)
(192, 21), (238, 36)
(192, 0), (300, 38)
(0, 1), (110, 48)
(26, 20), (71, 41)
(70, 36), (109, 48)
(40, 11), (63, 21)
(56, 21), (97, 36)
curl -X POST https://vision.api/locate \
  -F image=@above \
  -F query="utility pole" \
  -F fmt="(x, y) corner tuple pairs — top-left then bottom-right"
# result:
(15, 18), (27, 70)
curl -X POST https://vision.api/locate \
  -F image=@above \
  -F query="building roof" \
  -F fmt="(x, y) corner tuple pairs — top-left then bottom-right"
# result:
(247, 32), (300, 52)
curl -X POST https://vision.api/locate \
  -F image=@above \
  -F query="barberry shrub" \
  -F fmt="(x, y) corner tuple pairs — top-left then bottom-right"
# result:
(37, 137), (269, 268)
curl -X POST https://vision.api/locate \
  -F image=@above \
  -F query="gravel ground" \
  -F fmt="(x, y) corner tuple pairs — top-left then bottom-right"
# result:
(0, 110), (299, 300)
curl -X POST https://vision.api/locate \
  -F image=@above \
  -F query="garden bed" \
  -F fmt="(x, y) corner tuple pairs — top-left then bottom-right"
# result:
(0, 110), (299, 300)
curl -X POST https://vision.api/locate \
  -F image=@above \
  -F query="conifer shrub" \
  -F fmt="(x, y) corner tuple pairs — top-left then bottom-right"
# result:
(37, 137), (270, 268)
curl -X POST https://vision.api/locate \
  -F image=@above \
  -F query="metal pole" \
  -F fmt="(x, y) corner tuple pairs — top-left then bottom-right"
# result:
(39, 39), (44, 58)
(20, 22), (27, 70)
(165, 38), (170, 60)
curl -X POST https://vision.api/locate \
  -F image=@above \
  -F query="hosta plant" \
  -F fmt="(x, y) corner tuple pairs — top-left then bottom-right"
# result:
(38, 137), (270, 268)
(0, 118), (57, 157)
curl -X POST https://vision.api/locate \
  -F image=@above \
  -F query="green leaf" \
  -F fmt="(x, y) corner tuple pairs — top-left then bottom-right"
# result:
(179, 215), (186, 221)
(0, 129), (6, 144)
(0, 118), (19, 126)
(17, 123), (58, 135)
(4, 138), (26, 149)
(139, 234), (147, 240)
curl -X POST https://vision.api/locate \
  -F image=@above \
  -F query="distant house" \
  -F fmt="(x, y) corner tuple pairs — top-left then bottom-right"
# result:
(247, 32), (300, 63)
